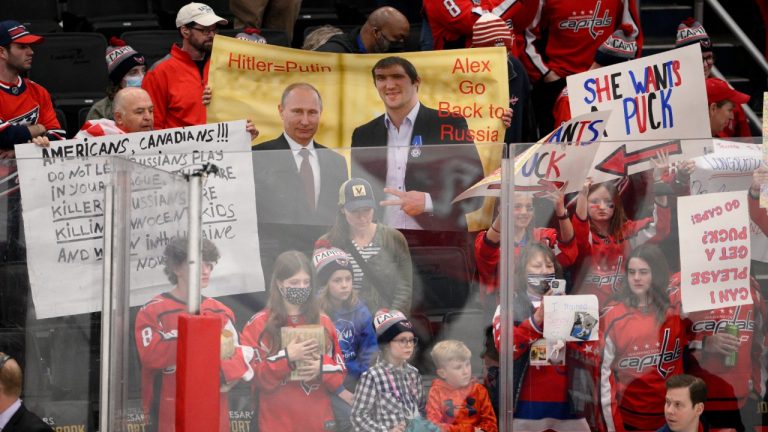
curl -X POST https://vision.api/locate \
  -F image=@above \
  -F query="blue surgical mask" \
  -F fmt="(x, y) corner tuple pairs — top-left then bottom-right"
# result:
(123, 74), (144, 88)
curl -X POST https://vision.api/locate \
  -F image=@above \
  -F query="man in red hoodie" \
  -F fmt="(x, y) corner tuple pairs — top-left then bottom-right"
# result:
(142, 2), (227, 130)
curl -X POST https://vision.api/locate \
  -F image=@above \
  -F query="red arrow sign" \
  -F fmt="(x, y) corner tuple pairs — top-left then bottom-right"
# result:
(515, 179), (568, 198)
(595, 140), (682, 176)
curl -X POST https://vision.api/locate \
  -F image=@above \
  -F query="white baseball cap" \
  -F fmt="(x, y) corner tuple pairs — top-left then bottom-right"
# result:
(175, 2), (228, 28)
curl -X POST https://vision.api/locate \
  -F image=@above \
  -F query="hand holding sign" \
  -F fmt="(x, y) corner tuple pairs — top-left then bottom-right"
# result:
(381, 188), (426, 216)
(751, 164), (768, 195)
(651, 149), (670, 181)
(501, 107), (513, 128)
(540, 182), (569, 217)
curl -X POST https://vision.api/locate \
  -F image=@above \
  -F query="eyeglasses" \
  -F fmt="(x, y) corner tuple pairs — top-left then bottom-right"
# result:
(391, 337), (418, 347)
(588, 198), (615, 209)
(188, 25), (218, 35)
(702, 53), (715, 63)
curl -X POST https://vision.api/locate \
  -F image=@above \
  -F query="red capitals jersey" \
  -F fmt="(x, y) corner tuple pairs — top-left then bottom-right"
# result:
(522, 0), (643, 82)
(599, 295), (684, 431)
(423, 0), (538, 50)
(671, 274), (768, 411)
(134, 293), (254, 432)
(571, 205), (670, 308)
(241, 310), (346, 432)
(0, 76), (64, 147)
(553, 87), (571, 126)
(493, 303), (600, 430)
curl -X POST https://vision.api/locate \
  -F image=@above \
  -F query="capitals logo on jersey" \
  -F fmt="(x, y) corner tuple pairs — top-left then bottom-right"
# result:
(558, 0), (614, 39)
(690, 306), (754, 340)
(617, 327), (681, 378)
(1, 106), (40, 128)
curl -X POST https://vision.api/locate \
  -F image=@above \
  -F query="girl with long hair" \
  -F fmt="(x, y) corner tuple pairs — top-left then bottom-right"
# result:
(572, 155), (671, 307)
(599, 244), (683, 431)
(241, 250), (353, 431)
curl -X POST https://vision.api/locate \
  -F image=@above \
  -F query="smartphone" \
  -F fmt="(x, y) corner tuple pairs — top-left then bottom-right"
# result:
(549, 279), (566, 295)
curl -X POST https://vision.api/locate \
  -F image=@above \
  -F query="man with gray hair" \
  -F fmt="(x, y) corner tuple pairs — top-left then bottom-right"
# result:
(76, 87), (257, 139)
(0, 352), (52, 431)
(75, 87), (154, 138)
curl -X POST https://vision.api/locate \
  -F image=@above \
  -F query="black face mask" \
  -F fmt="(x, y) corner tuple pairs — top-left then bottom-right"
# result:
(527, 273), (556, 294)
(280, 285), (312, 305)
(385, 40), (405, 53)
(374, 31), (405, 53)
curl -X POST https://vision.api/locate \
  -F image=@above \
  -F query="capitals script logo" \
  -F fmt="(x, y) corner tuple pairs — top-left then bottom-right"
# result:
(691, 306), (754, 336)
(617, 328), (681, 378)
(558, 0), (614, 39)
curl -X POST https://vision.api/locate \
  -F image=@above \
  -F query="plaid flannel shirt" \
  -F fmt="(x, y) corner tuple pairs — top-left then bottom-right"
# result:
(351, 358), (425, 432)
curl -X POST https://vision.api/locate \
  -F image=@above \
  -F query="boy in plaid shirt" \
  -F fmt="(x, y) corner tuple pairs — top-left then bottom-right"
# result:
(351, 310), (425, 432)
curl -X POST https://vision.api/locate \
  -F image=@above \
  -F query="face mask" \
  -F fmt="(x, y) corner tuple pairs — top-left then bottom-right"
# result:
(527, 273), (556, 294)
(385, 41), (405, 53)
(281, 285), (312, 305)
(123, 74), (144, 88)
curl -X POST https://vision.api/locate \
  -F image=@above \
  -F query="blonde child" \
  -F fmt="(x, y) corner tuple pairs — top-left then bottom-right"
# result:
(427, 340), (497, 432)
(351, 309), (425, 432)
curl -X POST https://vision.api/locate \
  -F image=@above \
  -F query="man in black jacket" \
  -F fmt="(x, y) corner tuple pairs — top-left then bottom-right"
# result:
(315, 6), (409, 54)
(0, 353), (52, 432)
(350, 56), (484, 232)
(253, 83), (348, 282)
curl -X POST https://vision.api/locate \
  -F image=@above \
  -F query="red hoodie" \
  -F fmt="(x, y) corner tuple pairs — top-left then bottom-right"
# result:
(426, 378), (498, 432)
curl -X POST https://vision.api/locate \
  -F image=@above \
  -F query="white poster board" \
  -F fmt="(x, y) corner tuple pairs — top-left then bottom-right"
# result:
(15, 120), (262, 318)
(566, 44), (710, 181)
(543, 295), (599, 342)
(677, 191), (752, 313)
(689, 140), (768, 263)
(517, 111), (610, 195)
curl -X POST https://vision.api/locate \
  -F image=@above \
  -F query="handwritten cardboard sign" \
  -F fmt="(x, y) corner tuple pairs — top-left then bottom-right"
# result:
(567, 44), (710, 182)
(14, 121), (262, 318)
(452, 111), (610, 202)
(689, 140), (768, 263)
(678, 191), (752, 313)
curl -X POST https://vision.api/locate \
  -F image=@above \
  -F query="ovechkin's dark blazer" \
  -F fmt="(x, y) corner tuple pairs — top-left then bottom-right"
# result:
(350, 104), (484, 231)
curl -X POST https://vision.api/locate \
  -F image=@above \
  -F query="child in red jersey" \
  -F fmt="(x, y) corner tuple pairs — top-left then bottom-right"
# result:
(572, 165), (670, 307)
(427, 340), (497, 432)
(241, 250), (352, 432)
(600, 244), (684, 431)
(134, 238), (254, 432)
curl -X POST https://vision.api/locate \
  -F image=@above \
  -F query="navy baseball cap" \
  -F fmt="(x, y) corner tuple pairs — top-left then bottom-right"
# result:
(0, 21), (44, 46)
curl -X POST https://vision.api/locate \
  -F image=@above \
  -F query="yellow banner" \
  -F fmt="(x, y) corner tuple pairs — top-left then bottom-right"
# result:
(207, 36), (510, 229)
